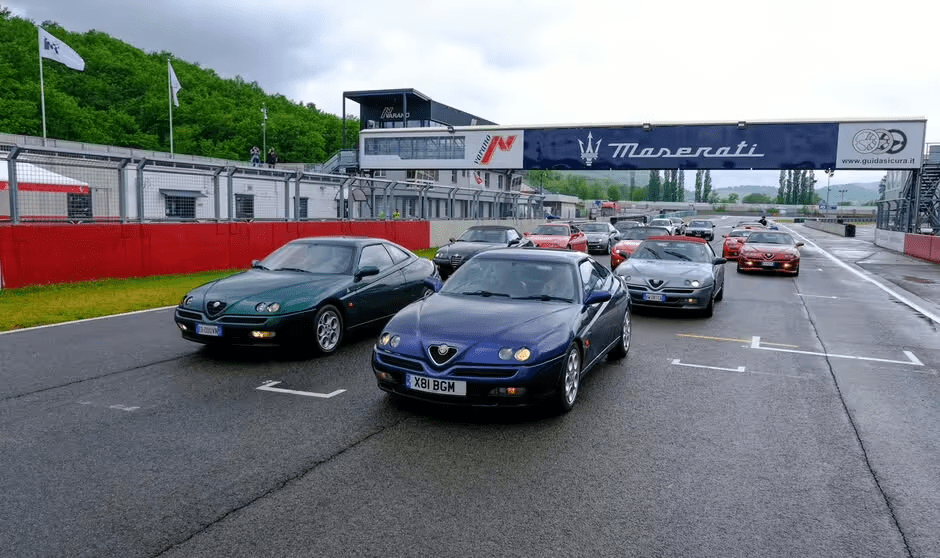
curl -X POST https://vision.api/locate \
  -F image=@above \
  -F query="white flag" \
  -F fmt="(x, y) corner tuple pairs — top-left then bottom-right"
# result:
(38, 27), (85, 71)
(168, 61), (182, 107)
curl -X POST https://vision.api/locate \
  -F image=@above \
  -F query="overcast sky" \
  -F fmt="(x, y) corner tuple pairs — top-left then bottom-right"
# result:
(12, 0), (939, 190)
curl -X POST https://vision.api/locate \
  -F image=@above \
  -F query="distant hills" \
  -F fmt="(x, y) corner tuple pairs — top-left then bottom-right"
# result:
(711, 183), (881, 205)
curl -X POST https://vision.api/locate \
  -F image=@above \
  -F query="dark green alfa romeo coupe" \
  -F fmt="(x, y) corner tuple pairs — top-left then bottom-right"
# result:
(175, 236), (437, 353)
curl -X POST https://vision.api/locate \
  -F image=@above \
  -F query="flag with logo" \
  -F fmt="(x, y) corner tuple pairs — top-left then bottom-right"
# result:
(38, 27), (85, 71)
(168, 61), (182, 106)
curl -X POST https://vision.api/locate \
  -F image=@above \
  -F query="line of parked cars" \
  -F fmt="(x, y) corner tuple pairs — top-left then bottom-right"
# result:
(174, 215), (802, 413)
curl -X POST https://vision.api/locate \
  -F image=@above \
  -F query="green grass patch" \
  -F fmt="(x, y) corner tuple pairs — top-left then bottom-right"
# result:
(0, 250), (442, 332)
(0, 270), (239, 332)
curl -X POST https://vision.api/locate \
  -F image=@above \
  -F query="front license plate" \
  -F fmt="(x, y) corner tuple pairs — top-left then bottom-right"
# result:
(406, 374), (467, 396)
(761, 262), (777, 268)
(196, 323), (222, 336)
(643, 293), (665, 302)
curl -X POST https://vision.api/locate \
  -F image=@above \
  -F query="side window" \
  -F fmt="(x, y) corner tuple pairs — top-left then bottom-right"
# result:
(359, 244), (395, 272)
(384, 243), (411, 264)
(579, 260), (601, 298)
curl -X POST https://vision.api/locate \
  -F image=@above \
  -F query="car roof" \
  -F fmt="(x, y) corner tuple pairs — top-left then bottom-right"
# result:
(472, 247), (586, 264)
(290, 236), (386, 247)
(645, 235), (708, 244)
(466, 225), (514, 230)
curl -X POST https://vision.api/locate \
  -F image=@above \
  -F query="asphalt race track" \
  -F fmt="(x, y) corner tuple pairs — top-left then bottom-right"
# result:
(2, 221), (939, 557)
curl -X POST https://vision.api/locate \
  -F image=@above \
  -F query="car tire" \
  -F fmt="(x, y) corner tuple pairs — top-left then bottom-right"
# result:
(736, 264), (744, 274)
(715, 283), (724, 301)
(313, 304), (343, 354)
(793, 266), (800, 277)
(607, 307), (631, 361)
(702, 294), (715, 318)
(557, 343), (582, 413)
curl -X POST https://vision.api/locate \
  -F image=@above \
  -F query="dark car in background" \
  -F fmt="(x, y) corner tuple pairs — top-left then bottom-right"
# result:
(175, 236), (437, 354)
(576, 221), (622, 254)
(685, 219), (716, 241)
(433, 225), (533, 279)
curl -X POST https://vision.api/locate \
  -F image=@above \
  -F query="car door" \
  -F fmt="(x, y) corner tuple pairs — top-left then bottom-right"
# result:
(577, 259), (618, 366)
(345, 243), (405, 326)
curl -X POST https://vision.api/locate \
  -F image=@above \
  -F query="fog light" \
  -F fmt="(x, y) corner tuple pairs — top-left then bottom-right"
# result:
(375, 371), (395, 382)
(489, 387), (527, 397)
(251, 331), (276, 339)
(177, 323), (188, 331)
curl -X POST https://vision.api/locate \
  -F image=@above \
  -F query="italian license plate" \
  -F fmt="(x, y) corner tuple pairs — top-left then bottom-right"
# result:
(643, 293), (664, 302)
(406, 374), (467, 396)
(761, 262), (777, 268)
(196, 323), (222, 336)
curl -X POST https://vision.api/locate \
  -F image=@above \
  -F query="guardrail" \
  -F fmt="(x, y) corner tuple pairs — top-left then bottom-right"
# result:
(801, 218), (856, 237)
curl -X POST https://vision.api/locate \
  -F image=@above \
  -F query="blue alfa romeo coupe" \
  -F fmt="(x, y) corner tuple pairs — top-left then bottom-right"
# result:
(372, 248), (632, 412)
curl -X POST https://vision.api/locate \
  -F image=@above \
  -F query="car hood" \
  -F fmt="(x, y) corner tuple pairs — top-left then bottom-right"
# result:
(740, 243), (799, 256)
(584, 232), (610, 240)
(617, 259), (715, 284)
(435, 241), (502, 259)
(185, 269), (351, 314)
(386, 293), (577, 363)
(527, 234), (570, 247)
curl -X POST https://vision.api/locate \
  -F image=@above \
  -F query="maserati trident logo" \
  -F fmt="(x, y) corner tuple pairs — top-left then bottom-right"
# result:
(579, 132), (601, 167)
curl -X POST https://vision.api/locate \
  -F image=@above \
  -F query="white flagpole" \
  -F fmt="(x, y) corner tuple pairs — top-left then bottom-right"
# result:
(168, 59), (174, 156)
(39, 51), (47, 146)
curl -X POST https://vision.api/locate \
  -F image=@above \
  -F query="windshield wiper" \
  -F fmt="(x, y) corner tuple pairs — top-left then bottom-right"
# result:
(663, 250), (691, 261)
(513, 294), (573, 302)
(460, 290), (510, 298)
(274, 267), (311, 273)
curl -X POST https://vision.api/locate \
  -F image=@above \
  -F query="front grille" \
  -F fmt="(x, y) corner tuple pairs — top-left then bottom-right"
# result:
(428, 344), (459, 366)
(218, 316), (268, 325)
(176, 309), (202, 320)
(452, 367), (517, 378)
(449, 255), (463, 267)
(205, 300), (227, 317)
(380, 354), (423, 371)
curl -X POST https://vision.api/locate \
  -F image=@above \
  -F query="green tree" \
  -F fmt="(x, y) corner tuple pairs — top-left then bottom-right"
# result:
(695, 169), (703, 202)
(607, 183), (621, 201)
(702, 170), (712, 202)
(648, 170), (662, 201)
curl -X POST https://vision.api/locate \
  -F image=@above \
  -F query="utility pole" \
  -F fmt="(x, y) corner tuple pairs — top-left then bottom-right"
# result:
(261, 103), (268, 158)
(825, 168), (834, 214)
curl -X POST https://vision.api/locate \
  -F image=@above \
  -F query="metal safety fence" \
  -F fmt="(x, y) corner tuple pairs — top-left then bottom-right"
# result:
(0, 140), (546, 224)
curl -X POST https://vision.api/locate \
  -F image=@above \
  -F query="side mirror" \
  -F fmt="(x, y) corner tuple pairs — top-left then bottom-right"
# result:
(423, 276), (443, 292)
(508, 238), (520, 246)
(448, 237), (456, 243)
(713, 257), (727, 265)
(355, 265), (380, 280)
(795, 242), (804, 248)
(250, 259), (263, 269)
(617, 250), (629, 258)
(584, 290), (612, 306)
(721, 234), (728, 238)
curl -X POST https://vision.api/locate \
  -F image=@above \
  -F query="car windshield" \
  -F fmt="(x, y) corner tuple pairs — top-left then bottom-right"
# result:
(614, 222), (641, 231)
(578, 223), (609, 232)
(532, 225), (570, 236)
(649, 219), (672, 227)
(457, 228), (507, 243)
(631, 240), (711, 263)
(746, 233), (794, 244)
(260, 243), (354, 274)
(441, 258), (577, 302)
(689, 221), (711, 227)
(728, 230), (752, 238)
(621, 228), (655, 240)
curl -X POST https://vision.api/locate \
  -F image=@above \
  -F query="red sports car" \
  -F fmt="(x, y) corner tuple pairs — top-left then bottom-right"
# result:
(736, 231), (804, 275)
(524, 223), (588, 252)
(610, 226), (671, 269)
(720, 228), (755, 261)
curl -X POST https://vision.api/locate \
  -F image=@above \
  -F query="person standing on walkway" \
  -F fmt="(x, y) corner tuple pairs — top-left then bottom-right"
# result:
(250, 146), (261, 167)
(266, 147), (278, 168)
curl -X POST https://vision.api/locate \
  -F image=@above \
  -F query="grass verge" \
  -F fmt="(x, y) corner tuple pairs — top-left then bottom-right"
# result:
(0, 248), (440, 332)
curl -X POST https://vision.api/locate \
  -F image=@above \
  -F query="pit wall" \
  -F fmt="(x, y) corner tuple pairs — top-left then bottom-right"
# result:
(0, 221), (429, 289)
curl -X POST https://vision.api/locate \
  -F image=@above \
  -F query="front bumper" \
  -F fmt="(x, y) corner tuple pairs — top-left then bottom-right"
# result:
(738, 258), (799, 273)
(174, 307), (312, 345)
(625, 284), (713, 310)
(372, 347), (565, 407)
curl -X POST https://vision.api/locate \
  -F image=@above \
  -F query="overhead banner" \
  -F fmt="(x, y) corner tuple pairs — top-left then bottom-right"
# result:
(522, 120), (926, 171)
(836, 121), (925, 169)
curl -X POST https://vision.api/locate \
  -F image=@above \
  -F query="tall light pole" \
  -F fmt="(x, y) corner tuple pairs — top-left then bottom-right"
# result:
(824, 168), (834, 214)
(838, 188), (848, 206)
(261, 103), (268, 159)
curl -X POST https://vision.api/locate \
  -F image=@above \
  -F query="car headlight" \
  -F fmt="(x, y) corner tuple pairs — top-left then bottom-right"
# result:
(687, 279), (702, 288)
(255, 302), (281, 313)
(499, 347), (531, 362)
(378, 332), (401, 348)
(181, 295), (194, 306)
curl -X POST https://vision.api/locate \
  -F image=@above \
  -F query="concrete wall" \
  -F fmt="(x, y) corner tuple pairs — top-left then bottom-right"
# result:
(874, 228), (906, 252)
(429, 219), (543, 247)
